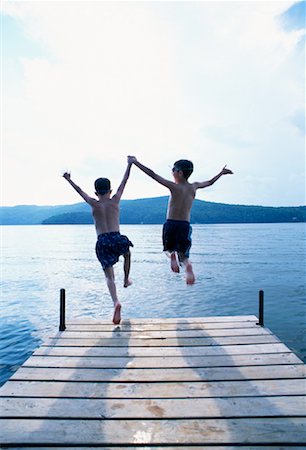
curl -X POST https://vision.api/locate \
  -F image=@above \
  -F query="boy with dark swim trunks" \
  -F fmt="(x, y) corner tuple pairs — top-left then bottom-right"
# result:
(63, 163), (133, 325)
(128, 156), (233, 284)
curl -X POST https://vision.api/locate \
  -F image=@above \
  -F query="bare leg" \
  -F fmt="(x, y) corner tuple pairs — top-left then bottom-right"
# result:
(104, 266), (121, 324)
(179, 253), (195, 285)
(123, 251), (132, 287)
(165, 251), (180, 273)
(170, 252), (180, 273)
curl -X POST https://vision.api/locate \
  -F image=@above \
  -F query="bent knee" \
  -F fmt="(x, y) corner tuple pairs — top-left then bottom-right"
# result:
(103, 268), (114, 280)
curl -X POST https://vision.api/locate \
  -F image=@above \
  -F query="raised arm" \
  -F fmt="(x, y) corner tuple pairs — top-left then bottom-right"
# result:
(62, 172), (96, 205)
(194, 165), (233, 190)
(128, 156), (174, 189)
(113, 162), (132, 200)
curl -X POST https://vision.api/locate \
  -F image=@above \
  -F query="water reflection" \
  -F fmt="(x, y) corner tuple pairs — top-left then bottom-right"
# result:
(0, 318), (41, 385)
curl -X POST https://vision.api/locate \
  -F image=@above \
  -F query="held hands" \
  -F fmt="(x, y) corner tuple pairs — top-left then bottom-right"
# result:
(127, 155), (137, 165)
(221, 165), (233, 175)
(62, 172), (71, 181)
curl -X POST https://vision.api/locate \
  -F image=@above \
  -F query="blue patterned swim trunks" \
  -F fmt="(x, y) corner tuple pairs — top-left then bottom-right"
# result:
(95, 232), (133, 270)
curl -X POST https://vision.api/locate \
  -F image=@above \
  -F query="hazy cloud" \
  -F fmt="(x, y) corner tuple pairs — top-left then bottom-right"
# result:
(2, 1), (305, 206)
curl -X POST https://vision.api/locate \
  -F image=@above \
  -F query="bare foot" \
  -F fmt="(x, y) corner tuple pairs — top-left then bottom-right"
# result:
(124, 279), (132, 288)
(170, 253), (180, 273)
(186, 262), (195, 285)
(113, 302), (121, 325)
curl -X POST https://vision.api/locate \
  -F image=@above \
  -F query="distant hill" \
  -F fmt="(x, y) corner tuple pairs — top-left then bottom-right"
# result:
(1, 197), (305, 225)
(0, 202), (90, 225)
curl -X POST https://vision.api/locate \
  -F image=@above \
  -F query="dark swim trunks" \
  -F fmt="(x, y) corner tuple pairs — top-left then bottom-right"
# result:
(95, 232), (133, 270)
(162, 219), (192, 258)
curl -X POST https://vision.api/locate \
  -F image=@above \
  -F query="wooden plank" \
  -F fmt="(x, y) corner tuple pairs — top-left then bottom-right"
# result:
(6, 447), (306, 450)
(64, 321), (262, 332)
(10, 364), (306, 382)
(1, 395), (305, 419)
(67, 315), (258, 325)
(0, 418), (305, 445)
(1, 378), (305, 399)
(34, 342), (290, 358)
(43, 334), (280, 348)
(52, 327), (273, 338)
(65, 322), (261, 332)
(23, 352), (301, 369)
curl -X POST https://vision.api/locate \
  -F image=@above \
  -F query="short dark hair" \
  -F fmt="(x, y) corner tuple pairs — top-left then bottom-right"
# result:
(173, 159), (194, 180)
(94, 178), (111, 195)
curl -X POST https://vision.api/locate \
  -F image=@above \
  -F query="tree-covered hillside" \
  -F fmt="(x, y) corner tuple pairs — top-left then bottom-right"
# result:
(1, 197), (305, 225)
(43, 197), (305, 225)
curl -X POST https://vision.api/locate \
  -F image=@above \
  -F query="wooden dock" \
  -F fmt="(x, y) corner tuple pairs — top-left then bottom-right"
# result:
(0, 314), (305, 448)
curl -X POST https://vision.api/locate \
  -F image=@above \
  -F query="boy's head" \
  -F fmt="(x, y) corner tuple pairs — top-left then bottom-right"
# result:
(95, 178), (111, 195)
(172, 159), (193, 180)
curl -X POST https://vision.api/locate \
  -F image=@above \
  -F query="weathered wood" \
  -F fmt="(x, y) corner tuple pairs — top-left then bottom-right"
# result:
(0, 418), (305, 445)
(63, 321), (262, 332)
(6, 447), (306, 450)
(1, 395), (305, 419)
(52, 326), (273, 338)
(1, 315), (305, 448)
(65, 321), (260, 332)
(1, 378), (305, 399)
(34, 342), (290, 357)
(43, 334), (280, 347)
(67, 315), (258, 325)
(23, 352), (301, 369)
(11, 364), (306, 382)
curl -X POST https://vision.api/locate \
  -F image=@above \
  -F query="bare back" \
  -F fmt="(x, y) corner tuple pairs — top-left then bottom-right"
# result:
(91, 198), (120, 236)
(63, 164), (132, 237)
(167, 182), (196, 221)
(129, 157), (233, 225)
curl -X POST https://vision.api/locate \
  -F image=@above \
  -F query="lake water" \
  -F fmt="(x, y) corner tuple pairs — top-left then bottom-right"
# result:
(1, 223), (305, 385)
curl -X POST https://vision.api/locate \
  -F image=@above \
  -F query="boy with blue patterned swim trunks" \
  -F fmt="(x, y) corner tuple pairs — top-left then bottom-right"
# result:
(128, 156), (233, 285)
(63, 162), (133, 325)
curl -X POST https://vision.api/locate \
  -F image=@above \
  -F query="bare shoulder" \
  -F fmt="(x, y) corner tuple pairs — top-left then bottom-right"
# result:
(191, 180), (209, 190)
(87, 197), (100, 208)
(169, 180), (187, 192)
(110, 193), (121, 203)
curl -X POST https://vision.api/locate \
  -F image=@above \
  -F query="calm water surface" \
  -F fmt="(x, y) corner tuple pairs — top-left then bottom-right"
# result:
(1, 223), (305, 385)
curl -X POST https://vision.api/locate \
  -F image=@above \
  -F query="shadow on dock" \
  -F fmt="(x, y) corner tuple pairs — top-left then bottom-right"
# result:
(1, 316), (305, 446)
(175, 318), (305, 445)
(0, 320), (133, 446)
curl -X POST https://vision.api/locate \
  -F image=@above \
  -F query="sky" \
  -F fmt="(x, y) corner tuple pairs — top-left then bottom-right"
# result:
(1, 0), (305, 207)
